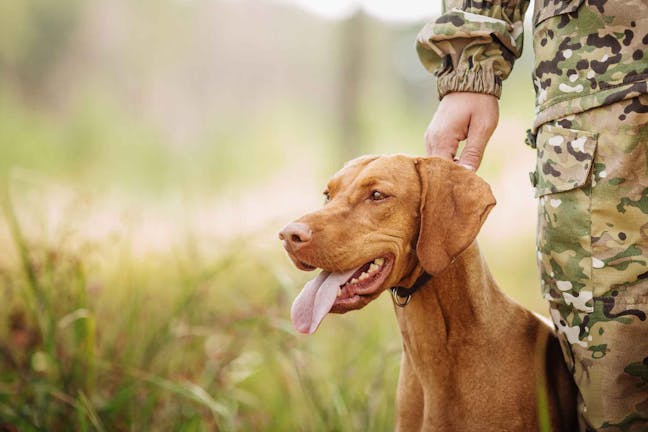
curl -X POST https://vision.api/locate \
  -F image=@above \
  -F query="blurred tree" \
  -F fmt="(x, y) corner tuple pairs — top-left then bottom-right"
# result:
(0, 0), (82, 100)
(337, 10), (367, 164)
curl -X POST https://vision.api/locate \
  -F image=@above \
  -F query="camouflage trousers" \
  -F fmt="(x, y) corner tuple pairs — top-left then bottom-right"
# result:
(534, 94), (648, 432)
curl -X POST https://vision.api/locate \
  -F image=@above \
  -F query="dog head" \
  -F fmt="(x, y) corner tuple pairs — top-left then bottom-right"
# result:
(279, 155), (495, 334)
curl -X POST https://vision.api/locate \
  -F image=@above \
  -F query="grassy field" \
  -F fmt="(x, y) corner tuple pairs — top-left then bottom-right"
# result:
(0, 112), (409, 430)
(0, 189), (406, 430)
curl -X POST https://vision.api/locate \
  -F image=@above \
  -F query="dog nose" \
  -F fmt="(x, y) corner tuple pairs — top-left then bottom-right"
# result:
(279, 222), (312, 250)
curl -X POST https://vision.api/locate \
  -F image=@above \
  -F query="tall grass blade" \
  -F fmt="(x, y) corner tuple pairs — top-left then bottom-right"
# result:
(77, 391), (106, 432)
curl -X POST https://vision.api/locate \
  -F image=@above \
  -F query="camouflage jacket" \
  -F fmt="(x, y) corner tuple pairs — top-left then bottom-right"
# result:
(417, 0), (648, 130)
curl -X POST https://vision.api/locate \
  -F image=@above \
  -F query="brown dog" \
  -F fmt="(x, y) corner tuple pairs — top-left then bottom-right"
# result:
(279, 155), (576, 431)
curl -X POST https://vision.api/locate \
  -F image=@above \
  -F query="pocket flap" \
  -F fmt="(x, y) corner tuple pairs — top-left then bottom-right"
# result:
(533, 0), (584, 26)
(534, 124), (598, 197)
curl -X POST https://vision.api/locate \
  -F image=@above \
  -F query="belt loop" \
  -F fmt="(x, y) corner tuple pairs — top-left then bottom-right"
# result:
(529, 170), (538, 188)
(525, 128), (537, 149)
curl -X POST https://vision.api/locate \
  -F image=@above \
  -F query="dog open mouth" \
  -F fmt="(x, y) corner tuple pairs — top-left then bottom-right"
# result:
(290, 255), (394, 334)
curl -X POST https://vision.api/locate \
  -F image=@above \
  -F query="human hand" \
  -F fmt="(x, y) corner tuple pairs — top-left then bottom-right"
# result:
(424, 92), (499, 171)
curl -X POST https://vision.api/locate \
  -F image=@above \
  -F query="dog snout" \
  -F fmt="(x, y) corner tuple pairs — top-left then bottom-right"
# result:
(279, 222), (312, 251)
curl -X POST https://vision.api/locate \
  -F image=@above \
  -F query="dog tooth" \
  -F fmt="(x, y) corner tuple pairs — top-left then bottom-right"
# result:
(375, 258), (385, 266)
(350, 278), (359, 284)
(337, 288), (342, 297)
(368, 263), (379, 273)
(359, 272), (369, 281)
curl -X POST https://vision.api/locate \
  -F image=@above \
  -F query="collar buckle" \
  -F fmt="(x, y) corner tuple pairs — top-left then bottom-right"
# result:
(389, 272), (432, 308)
(390, 288), (411, 307)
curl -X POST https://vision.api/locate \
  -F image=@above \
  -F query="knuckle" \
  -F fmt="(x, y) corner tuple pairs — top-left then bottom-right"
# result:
(462, 147), (482, 159)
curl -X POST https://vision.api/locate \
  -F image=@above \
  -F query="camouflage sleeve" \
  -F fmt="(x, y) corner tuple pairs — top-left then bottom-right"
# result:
(417, 0), (530, 99)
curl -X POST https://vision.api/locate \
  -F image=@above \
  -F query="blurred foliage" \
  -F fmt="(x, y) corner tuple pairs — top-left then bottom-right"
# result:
(0, 91), (290, 196)
(0, 0), (82, 94)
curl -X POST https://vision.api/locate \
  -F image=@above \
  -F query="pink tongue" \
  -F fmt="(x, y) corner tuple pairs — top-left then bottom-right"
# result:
(290, 268), (359, 334)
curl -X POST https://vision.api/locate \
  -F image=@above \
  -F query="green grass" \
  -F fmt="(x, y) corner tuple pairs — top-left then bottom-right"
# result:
(0, 186), (403, 431)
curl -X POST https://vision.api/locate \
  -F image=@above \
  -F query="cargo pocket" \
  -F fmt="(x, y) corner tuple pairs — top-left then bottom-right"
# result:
(533, 124), (598, 314)
(534, 124), (598, 371)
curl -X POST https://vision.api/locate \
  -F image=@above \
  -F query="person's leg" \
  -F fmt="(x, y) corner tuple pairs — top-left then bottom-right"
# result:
(535, 94), (648, 431)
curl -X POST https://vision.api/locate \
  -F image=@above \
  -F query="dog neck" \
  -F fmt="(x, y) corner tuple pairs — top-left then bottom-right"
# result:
(394, 241), (504, 377)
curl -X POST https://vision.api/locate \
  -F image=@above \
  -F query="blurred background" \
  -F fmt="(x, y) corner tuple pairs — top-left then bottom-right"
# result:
(0, 0), (539, 430)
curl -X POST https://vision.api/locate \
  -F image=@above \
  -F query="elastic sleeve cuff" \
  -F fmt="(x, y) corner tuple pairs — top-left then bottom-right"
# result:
(437, 67), (502, 99)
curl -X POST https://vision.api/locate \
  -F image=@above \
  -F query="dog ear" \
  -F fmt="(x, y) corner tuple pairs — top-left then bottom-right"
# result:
(414, 157), (496, 275)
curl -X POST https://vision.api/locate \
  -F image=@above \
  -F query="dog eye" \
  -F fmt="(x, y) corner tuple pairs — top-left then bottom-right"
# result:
(323, 191), (331, 203)
(370, 190), (387, 201)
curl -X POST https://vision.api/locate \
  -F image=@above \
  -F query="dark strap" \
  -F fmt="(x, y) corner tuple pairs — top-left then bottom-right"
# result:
(390, 271), (432, 306)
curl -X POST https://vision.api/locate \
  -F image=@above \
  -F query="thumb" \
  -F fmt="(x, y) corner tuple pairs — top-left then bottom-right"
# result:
(458, 122), (494, 171)
(457, 141), (484, 171)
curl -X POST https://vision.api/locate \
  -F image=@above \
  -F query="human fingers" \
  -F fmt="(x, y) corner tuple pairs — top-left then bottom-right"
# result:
(457, 96), (499, 171)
